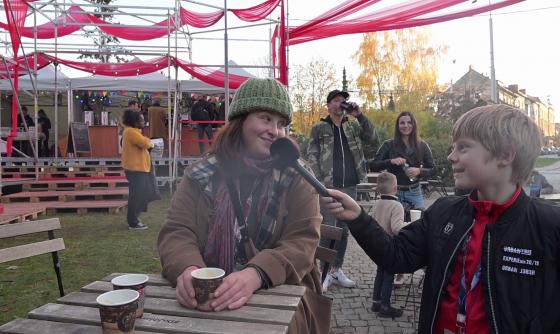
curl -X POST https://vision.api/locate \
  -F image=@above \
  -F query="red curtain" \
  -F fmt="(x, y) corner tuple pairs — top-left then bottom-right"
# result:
(0, 0), (282, 41)
(0, 53), (51, 79)
(288, 0), (523, 45)
(174, 57), (250, 89)
(277, 0), (287, 85)
(3, 0), (28, 156)
(231, 0), (280, 22)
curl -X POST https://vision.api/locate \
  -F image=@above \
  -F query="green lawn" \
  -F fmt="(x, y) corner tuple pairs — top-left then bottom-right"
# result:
(0, 194), (172, 325)
(536, 157), (560, 168)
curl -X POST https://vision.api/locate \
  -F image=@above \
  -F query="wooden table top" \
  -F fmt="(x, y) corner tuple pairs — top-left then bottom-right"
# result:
(541, 193), (560, 201)
(0, 273), (306, 334)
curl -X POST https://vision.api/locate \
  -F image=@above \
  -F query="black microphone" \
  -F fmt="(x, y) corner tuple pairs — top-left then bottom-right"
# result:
(270, 138), (330, 197)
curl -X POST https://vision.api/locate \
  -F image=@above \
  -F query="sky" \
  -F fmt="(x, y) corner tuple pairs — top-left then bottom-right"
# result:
(6, 0), (560, 116)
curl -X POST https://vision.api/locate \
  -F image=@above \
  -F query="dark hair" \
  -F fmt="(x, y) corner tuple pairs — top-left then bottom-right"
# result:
(393, 111), (421, 161)
(38, 109), (47, 117)
(21, 106), (28, 112)
(122, 109), (142, 128)
(128, 99), (138, 107)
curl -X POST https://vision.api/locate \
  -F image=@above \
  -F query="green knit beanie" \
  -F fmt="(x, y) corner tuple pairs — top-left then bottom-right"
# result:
(228, 78), (293, 123)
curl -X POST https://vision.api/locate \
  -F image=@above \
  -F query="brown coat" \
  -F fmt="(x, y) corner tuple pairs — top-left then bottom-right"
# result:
(158, 166), (332, 333)
(148, 106), (168, 140)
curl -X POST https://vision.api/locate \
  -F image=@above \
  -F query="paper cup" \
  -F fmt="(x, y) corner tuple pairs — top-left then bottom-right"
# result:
(111, 274), (149, 318)
(96, 289), (139, 334)
(410, 209), (422, 222)
(191, 268), (225, 309)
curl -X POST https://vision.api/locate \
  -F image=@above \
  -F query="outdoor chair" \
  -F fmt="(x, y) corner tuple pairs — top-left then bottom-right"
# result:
(315, 224), (344, 283)
(0, 217), (65, 297)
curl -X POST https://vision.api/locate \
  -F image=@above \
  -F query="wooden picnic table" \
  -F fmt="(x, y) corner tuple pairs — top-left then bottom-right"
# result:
(0, 272), (306, 334)
(367, 172), (379, 184)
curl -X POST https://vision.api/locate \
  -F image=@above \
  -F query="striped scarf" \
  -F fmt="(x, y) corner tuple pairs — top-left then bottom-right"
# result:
(187, 155), (299, 274)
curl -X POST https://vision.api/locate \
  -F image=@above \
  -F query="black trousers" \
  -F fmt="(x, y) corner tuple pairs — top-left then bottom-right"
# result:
(125, 169), (160, 226)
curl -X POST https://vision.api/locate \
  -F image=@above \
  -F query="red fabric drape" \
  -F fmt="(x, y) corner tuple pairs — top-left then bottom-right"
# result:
(277, 0), (287, 85)
(0, 0), (281, 41)
(43, 54), (171, 77)
(174, 57), (250, 89)
(231, 0), (281, 22)
(288, 0), (524, 45)
(0, 53), (51, 79)
(0, 53), (253, 89)
(3, 0), (28, 156)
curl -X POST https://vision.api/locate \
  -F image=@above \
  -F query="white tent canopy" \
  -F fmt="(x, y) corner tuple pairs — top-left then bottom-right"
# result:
(71, 71), (177, 92)
(0, 65), (70, 91)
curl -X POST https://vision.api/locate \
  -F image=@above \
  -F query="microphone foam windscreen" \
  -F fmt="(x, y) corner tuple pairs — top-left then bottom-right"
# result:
(270, 138), (300, 169)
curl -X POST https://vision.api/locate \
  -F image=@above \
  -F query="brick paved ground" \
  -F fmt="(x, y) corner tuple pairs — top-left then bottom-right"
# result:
(325, 195), (440, 333)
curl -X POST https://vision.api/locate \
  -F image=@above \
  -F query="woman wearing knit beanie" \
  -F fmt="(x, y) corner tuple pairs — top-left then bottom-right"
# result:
(158, 78), (332, 333)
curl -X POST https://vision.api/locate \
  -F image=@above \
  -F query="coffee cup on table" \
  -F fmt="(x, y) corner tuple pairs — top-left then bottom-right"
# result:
(96, 289), (139, 334)
(191, 267), (225, 310)
(410, 209), (422, 222)
(111, 274), (149, 318)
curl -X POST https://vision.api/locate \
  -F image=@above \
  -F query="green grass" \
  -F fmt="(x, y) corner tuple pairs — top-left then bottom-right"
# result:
(0, 194), (172, 325)
(536, 157), (560, 168)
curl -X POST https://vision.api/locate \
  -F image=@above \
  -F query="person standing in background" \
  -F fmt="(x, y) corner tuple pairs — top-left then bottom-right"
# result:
(122, 109), (160, 230)
(370, 111), (436, 210)
(148, 98), (168, 143)
(37, 109), (51, 156)
(307, 89), (377, 292)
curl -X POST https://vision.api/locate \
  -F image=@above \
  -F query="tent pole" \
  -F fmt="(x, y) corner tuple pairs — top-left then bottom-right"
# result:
(167, 8), (173, 194)
(54, 1), (59, 159)
(33, 8), (39, 176)
(223, 0), (230, 120)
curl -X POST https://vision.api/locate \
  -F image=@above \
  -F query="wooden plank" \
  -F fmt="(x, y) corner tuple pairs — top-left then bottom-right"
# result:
(0, 238), (65, 264)
(0, 318), (158, 334)
(315, 246), (337, 264)
(28, 303), (288, 334)
(102, 273), (306, 297)
(0, 218), (60, 239)
(79, 282), (300, 310)
(59, 292), (294, 326)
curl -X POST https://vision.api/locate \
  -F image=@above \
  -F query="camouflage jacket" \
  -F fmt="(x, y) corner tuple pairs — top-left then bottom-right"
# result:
(307, 114), (377, 188)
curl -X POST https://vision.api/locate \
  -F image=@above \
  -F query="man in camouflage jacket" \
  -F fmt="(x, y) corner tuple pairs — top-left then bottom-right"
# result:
(307, 89), (377, 291)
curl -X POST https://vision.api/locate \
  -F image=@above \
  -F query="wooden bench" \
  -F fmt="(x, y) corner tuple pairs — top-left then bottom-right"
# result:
(0, 218), (65, 297)
(316, 224), (344, 283)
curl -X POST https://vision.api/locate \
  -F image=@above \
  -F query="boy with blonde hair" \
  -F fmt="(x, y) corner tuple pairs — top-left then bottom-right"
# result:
(370, 171), (406, 317)
(322, 105), (560, 332)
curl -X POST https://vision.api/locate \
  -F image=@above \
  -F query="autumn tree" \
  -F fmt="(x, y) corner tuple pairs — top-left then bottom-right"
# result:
(354, 28), (446, 112)
(290, 58), (337, 136)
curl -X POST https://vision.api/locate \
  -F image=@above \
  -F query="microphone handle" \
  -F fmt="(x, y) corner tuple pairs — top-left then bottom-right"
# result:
(293, 161), (330, 197)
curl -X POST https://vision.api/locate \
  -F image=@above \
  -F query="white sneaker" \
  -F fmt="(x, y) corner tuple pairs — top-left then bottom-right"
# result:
(331, 269), (356, 288)
(322, 273), (334, 292)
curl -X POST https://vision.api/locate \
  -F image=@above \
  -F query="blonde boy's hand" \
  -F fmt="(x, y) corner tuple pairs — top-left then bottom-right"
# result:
(321, 189), (362, 221)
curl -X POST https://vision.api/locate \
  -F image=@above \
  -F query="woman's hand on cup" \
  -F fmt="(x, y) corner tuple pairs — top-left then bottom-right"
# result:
(211, 268), (261, 311)
(390, 157), (407, 166)
(321, 189), (361, 221)
(176, 266), (199, 309)
(405, 167), (421, 179)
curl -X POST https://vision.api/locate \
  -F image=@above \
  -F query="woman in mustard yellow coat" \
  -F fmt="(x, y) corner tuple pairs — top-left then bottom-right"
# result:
(122, 109), (160, 230)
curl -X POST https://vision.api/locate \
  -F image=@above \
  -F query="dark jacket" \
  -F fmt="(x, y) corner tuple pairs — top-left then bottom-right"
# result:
(370, 139), (436, 186)
(307, 114), (377, 188)
(347, 192), (560, 334)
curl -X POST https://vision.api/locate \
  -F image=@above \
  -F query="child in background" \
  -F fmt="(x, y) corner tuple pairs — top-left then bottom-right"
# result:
(322, 104), (560, 333)
(369, 172), (406, 318)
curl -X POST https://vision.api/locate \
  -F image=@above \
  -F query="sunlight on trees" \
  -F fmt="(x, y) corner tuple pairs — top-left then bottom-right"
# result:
(290, 58), (337, 136)
(354, 28), (447, 113)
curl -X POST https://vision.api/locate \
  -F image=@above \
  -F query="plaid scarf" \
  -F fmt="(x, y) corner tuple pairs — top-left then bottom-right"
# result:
(187, 155), (299, 274)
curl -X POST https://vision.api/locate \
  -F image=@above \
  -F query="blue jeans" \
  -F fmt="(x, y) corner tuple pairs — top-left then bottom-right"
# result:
(319, 185), (356, 269)
(373, 266), (395, 307)
(397, 185), (425, 210)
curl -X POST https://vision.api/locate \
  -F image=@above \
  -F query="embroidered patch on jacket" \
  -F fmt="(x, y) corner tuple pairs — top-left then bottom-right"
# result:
(443, 222), (454, 235)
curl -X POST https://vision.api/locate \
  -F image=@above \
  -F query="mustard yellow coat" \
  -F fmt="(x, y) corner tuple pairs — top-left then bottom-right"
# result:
(122, 127), (153, 172)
